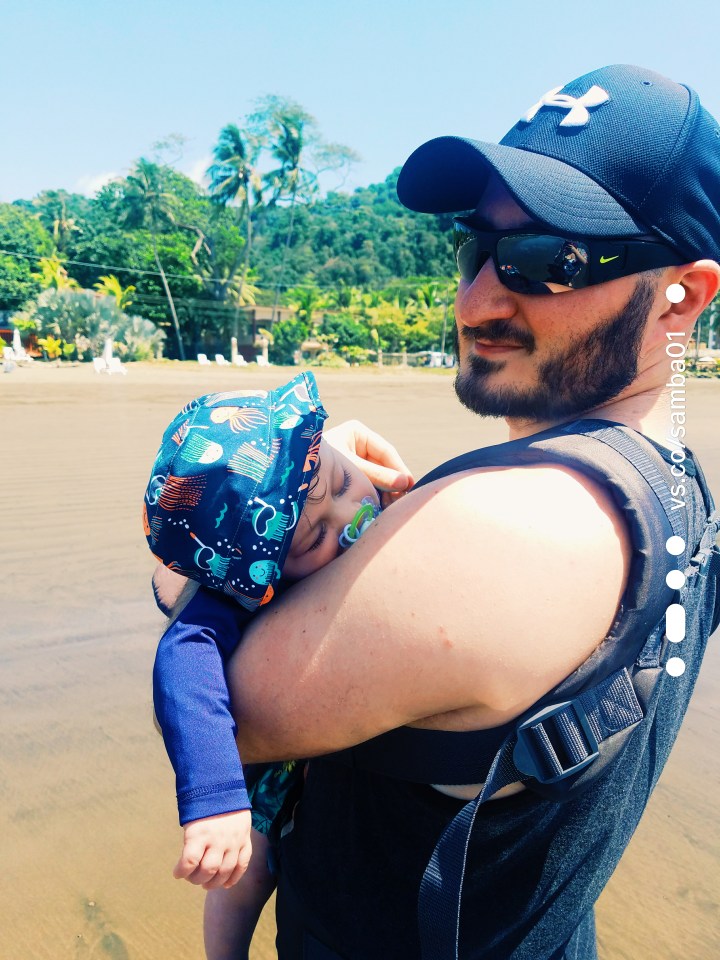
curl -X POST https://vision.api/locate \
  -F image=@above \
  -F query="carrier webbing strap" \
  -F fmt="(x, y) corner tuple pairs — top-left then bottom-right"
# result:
(564, 420), (685, 540)
(418, 667), (643, 959)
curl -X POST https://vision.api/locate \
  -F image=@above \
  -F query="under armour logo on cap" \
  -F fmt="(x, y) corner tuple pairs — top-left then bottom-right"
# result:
(521, 84), (610, 128)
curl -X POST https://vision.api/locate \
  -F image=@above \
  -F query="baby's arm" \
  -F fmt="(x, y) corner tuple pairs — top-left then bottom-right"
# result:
(153, 587), (256, 873)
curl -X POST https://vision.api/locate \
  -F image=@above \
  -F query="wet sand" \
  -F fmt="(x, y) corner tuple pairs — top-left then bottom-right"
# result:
(1, 362), (718, 960)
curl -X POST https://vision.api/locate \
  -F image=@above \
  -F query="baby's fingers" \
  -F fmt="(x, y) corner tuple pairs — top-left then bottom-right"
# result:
(202, 846), (250, 890)
(174, 840), (226, 886)
(220, 846), (254, 890)
(173, 836), (209, 881)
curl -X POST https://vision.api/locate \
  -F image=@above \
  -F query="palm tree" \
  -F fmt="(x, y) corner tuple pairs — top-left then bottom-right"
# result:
(415, 281), (440, 311)
(118, 159), (186, 359)
(325, 283), (363, 312)
(206, 125), (263, 334)
(32, 190), (82, 253)
(260, 98), (318, 322)
(287, 282), (325, 328)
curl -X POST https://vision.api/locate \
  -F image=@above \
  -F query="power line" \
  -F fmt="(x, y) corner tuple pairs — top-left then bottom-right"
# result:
(0, 247), (221, 285)
(0, 247), (453, 294)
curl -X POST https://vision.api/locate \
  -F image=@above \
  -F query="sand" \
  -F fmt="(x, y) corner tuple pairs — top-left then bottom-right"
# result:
(1, 361), (718, 960)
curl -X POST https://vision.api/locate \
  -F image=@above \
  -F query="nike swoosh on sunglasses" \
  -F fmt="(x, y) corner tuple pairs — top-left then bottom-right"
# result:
(453, 218), (685, 294)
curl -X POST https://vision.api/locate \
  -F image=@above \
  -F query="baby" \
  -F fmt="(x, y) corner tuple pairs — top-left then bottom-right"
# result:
(144, 371), (389, 959)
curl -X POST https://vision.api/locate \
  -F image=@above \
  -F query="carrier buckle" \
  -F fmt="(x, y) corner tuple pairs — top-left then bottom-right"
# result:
(513, 699), (599, 784)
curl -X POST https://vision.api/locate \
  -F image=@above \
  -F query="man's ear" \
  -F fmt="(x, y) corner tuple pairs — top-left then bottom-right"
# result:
(658, 260), (720, 330)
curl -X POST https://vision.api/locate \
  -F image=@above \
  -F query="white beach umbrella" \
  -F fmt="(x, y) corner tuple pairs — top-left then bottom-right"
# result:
(12, 327), (22, 353)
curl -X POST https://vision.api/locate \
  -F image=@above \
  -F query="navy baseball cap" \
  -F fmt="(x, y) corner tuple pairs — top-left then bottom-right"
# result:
(143, 371), (328, 611)
(397, 64), (720, 263)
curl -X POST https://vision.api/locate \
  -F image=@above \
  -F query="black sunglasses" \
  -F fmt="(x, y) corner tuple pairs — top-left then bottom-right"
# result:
(453, 218), (684, 295)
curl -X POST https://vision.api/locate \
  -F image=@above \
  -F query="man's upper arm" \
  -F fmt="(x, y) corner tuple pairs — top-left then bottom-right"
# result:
(228, 464), (631, 762)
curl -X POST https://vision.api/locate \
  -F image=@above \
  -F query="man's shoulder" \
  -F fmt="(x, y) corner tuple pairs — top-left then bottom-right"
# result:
(407, 455), (627, 543)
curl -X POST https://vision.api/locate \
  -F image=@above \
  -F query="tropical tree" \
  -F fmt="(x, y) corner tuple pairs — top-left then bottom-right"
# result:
(94, 274), (136, 310)
(22, 189), (91, 255)
(324, 283), (362, 311)
(0, 203), (52, 310)
(414, 281), (440, 312)
(207, 124), (264, 320)
(269, 318), (309, 365)
(255, 97), (317, 320)
(117, 159), (187, 359)
(286, 282), (325, 328)
(33, 255), (80, 291)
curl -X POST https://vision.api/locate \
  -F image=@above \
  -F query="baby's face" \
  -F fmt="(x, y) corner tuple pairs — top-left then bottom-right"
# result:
(284, 438), (380, 580)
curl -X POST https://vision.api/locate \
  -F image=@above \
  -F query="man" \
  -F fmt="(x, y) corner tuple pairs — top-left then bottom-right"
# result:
(193, 65), (720, 958)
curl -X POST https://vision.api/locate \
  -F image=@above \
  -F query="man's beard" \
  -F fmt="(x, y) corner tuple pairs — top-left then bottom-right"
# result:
(453, 276), (657, 420)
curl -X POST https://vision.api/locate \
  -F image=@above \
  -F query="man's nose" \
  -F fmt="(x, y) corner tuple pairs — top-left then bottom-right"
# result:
(455, 258), (517, 328)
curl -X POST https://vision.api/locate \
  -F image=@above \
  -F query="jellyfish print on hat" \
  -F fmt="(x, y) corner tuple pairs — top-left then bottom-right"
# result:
(249, 560), (281, 585)
(273, 407), (303, 430)
(143, 371), (329, 611)
(190, 531), (231, 580)
(145, 473), (166, 505)
(179, 431), (224, 465)
(251, 497), (299, 543)
(228, 439), (281, 482)
(210, 406), (269, 433)
(142, 502), (162, 546)
(158, 474), (206, 511)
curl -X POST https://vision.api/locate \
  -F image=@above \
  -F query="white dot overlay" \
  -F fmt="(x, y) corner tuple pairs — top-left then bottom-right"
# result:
(666, 657), (686, 677)
(666, 569), (686, 590)
(666, 536), (685, 556)
(665, 283), (686, 303)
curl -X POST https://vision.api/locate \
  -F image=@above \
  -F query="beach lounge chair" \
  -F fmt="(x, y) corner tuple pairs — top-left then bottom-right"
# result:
(3, 346), (16, 373)
(108, 357), (127, 375)
(197, 353), (211, 365)
(215, 354), (229, 365)
(233, 355), (248, 367)
(6, 341), (32, 365)
(92, 356), (108, 374)
(256, 355), (270, 367)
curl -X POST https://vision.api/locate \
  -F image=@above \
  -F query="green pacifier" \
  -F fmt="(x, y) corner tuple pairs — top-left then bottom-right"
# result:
(339, 497), (379, 550)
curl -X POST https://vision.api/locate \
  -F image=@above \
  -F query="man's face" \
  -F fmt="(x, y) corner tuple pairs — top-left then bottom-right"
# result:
(453, 177), (660, 421)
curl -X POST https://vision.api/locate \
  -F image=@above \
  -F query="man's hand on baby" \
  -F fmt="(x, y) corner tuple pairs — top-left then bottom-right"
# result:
(174, 809), (253, 890)
(324, 419), (414, 506)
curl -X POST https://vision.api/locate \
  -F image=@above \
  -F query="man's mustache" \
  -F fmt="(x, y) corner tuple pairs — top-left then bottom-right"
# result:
(459, 320), (535, 352)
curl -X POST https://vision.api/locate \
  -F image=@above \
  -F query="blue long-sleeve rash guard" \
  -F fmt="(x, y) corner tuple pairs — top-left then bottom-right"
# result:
(153, 585), (255, 825)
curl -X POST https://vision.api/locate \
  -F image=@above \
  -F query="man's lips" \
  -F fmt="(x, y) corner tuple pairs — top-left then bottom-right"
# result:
(472, 339), (525, 353)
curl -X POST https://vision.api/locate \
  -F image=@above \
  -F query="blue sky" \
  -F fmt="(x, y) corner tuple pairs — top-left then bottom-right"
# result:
(2, 0), (719, 203)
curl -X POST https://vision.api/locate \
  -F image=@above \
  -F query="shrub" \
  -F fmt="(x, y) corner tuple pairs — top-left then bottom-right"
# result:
(11, 288), (165, 361)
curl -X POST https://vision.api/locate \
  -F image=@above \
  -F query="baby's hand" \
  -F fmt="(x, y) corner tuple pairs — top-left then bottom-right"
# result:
(173, 809), (253, 890)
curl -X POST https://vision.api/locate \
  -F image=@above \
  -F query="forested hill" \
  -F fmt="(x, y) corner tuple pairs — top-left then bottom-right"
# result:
(0, 167), (457, 316)
(253, 170), (456, 289)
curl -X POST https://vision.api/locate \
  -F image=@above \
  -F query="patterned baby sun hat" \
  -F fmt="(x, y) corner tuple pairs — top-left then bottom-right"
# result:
(143, 371), (328, 611)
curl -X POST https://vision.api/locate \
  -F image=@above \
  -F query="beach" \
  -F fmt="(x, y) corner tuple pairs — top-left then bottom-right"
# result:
(1, 362), (718, 960)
